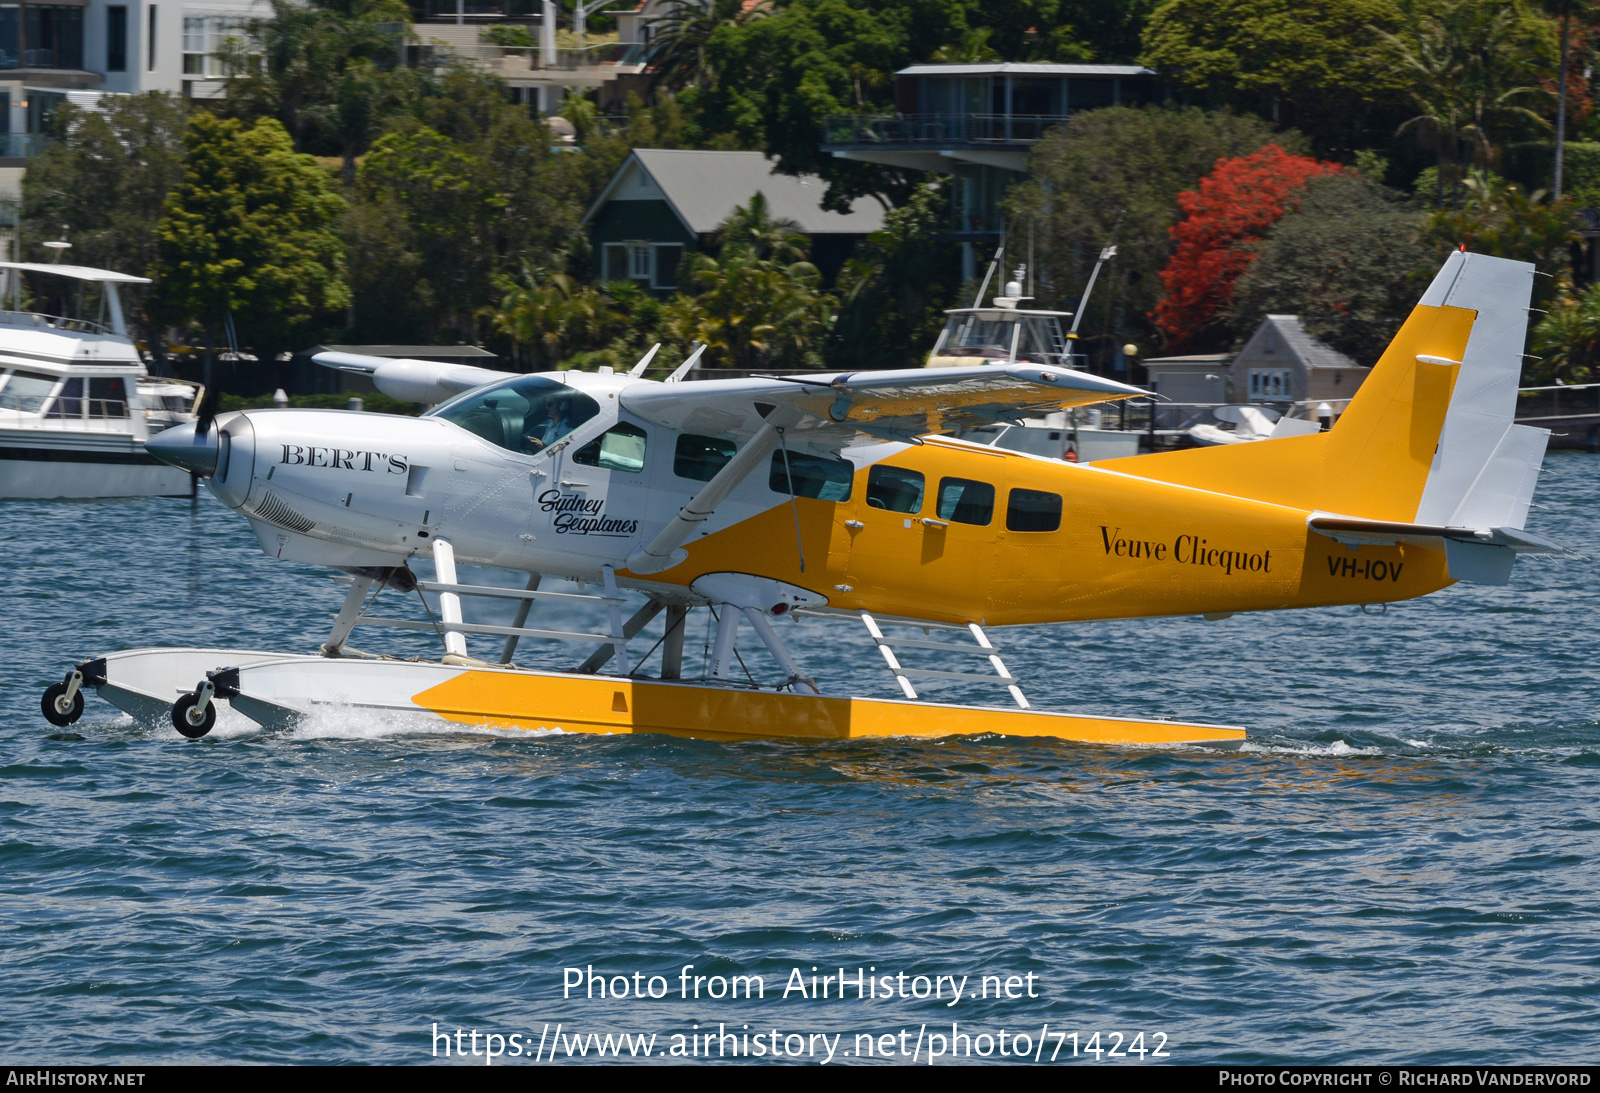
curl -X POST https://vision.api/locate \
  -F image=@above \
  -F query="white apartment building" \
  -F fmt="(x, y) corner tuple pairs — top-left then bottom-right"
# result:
(0, 0), (265, 161)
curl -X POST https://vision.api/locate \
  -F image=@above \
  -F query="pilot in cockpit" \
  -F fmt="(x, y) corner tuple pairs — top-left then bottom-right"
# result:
(522, 396), (574, 454)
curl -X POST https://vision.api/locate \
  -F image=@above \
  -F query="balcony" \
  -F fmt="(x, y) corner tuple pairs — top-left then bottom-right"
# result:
(823, 112), (1069, 174)
(0, 134), (53, 159)
(825, 112), (1071, 147)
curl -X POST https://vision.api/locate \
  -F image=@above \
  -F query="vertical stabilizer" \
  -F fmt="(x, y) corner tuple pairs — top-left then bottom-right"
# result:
(1097, 252), (1547, 546)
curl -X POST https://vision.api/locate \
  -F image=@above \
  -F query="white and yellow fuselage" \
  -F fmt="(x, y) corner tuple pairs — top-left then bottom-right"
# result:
(114, 252), (1547, 744)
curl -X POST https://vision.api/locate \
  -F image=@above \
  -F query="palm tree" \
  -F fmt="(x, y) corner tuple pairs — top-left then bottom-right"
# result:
(644, 0), (770, 93)
(716, 192), (809, 263)
(1376, 0), (1550, 206)
(1531, 286), (1600, 382)
(929, 27), (1001, 64)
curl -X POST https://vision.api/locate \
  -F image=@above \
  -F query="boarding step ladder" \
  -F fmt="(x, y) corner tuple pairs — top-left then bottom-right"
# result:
(325, 540), (636, 673)
(859, 613), (1028, 709)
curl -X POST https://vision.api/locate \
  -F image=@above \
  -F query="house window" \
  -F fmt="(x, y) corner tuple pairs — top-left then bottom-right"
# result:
(603, 243), (628, 282)
(628, 242), (650, 279)
(1247, 369), (1292, 399)
(147, 5), (156, 70)
(106, 4), (125, 70)
(183, 16), (240, 77)
(20, 5), (82, 69)
(652, 243), (682, 289)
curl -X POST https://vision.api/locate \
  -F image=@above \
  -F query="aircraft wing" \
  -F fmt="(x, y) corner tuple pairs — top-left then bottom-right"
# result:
(621, 364), (1145, 448)
(313, 351), (516, 404)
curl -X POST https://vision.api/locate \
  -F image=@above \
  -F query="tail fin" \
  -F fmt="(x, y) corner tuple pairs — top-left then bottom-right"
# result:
(1099, 252), (1548, 535)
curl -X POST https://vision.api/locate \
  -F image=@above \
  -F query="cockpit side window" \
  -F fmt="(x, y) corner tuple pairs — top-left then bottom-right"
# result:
(573, 421), (648, 472)
(427, 376), (600, 456)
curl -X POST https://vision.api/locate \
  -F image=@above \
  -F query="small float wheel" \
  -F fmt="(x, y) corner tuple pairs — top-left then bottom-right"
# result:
(171, 694), (216, 739)
(41, 683), (83, 727)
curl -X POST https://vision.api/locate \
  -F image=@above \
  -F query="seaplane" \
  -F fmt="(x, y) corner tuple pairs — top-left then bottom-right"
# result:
(39, 251), (1558, 746)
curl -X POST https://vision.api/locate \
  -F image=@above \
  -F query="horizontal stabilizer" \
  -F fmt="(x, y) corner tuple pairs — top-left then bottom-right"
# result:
(1308, 514), (1564, 586)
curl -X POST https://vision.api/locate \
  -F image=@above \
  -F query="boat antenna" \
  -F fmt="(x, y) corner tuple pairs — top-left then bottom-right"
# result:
(970, 240), (1004, 309)
(1068, 243), (1117, 340)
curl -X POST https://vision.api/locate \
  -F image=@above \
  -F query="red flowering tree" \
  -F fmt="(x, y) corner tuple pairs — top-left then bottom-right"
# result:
(1153, 145), (1342, 348)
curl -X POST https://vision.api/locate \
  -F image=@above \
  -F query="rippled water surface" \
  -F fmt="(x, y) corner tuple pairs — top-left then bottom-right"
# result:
(4, 455), (1600, 1064)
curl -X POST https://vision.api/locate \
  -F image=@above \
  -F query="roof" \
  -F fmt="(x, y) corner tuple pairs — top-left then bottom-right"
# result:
(581, 150), (886, 236)
(0, 262), (149, 284)
(896, 63), (1155, 78)
(1144, 353), (1232, 368)
(314, 344), (497, 359)
(1238, 315), (1364, 371)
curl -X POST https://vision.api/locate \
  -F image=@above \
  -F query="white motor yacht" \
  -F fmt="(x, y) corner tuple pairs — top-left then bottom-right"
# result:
(0, 262), (202, 500)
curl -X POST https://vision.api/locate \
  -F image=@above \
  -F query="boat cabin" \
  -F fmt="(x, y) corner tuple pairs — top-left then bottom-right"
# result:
(925, 270), (1073, 368)
(0, 262), (200, 443)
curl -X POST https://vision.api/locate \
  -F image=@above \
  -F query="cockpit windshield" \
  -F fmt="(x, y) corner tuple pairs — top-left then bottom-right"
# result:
(427, 376), (600, 456)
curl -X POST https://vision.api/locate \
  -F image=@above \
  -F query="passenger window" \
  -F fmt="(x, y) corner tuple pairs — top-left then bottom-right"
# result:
(46, 377), (83, 418)
(937, 477), (995, 525)
(573, 421), (648, 472)
(1006, 488), (1062, 532)
(428, 375), (599, 455)
(674, 433), (735, 482)
(0, 370), (57, 412)
(769, 451), (853, 501)
(866, 465), (924, 514)
(88, 377), (130, 418)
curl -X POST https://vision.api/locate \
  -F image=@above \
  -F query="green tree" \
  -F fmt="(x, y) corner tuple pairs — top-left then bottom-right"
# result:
(488, 260), (630, 370)
(1374, 0), (1556, 203)
(19, 93), (189, 353)
(1140, 0), (1404, 155)
(699, 0), (969, 209)
(222, 0), (412, 178)
(713, 191), (808, 263)
(663, 197), (835, 369)
(1008, 105), (1295, 362)
(645, 0), (772, 93)
(151, 114), (349, 380)
(1228, 172), (1431, 363)
(349, 72), (588, 341)
(829, 183), (961, 369)
(1419, 170), (1576, 313)
(1531, 282), (1600, 382)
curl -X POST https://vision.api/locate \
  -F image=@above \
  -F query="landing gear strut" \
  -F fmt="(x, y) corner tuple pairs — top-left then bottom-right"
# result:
(171, 680), (217, 739)
(41, 669), (85, 727)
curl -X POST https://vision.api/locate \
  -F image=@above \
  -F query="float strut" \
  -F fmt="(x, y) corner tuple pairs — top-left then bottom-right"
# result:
(710, 606), (740, 680)
(742, 606), (819, 694)
(499, 573), (541, 663)
(431, 538), (469, 660)
(577, 599), (663, 675)
(323, 575), (376, 656)
(660, 605), (688, 680)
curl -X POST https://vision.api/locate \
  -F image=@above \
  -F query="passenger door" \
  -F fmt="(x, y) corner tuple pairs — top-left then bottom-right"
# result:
(843, 455), (998, 619)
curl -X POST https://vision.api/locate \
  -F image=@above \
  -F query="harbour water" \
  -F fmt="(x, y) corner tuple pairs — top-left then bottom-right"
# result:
(3, 455), (1599, 1064)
